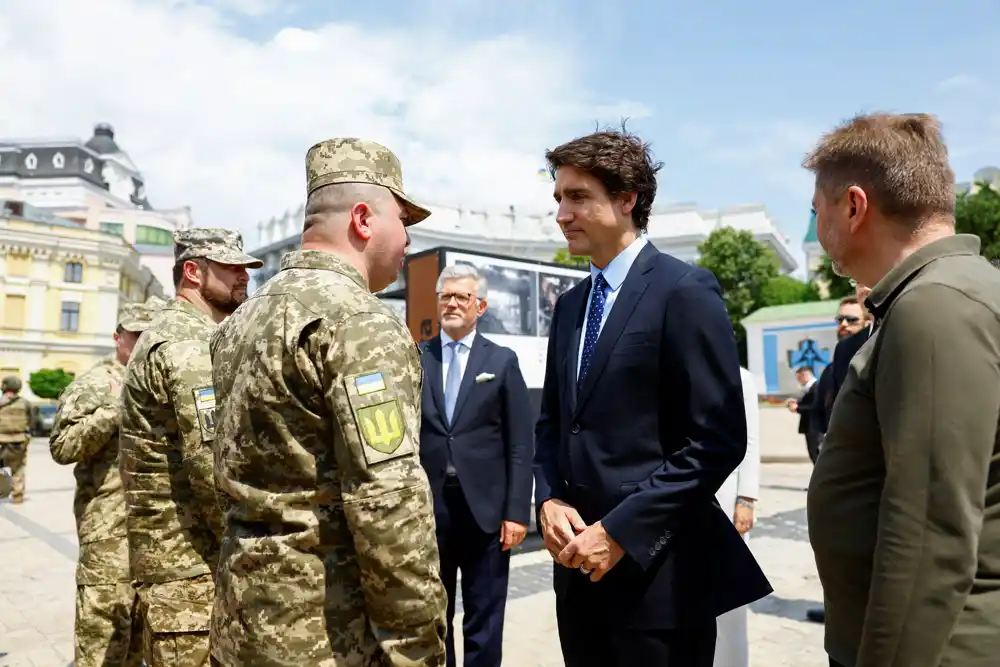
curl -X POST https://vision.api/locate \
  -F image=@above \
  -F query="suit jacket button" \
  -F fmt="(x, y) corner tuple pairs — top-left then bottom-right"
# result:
(570, 424), (581, 435)
(648, 547), (656, 557)
(659, 536), (667, 546)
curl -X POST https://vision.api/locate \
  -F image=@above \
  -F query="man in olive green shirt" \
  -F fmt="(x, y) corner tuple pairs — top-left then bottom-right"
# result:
(805, 112), (1000, 667)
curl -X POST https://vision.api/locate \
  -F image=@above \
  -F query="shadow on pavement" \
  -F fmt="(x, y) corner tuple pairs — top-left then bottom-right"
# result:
(750, 593), (823, 622)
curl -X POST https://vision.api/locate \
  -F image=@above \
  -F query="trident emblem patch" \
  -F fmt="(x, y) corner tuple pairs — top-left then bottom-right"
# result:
(357, 400), (405, 454)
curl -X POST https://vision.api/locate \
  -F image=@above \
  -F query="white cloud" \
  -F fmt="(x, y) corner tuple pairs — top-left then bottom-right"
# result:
(934, 74), (987, 94)
(0, 0), (648, 246)
(678, 119), (820, 196)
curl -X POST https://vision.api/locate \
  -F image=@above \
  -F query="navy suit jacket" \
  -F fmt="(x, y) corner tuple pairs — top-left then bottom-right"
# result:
(419, 333), (534, 533)
(533, 242), (773, 629)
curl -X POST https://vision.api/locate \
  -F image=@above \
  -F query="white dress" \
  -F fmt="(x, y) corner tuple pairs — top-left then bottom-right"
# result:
(713, 368), (761, 667)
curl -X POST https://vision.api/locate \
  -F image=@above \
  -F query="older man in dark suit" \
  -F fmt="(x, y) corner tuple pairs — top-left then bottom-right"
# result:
(419, 263), (534, 667)
(533, 127), (772, 667)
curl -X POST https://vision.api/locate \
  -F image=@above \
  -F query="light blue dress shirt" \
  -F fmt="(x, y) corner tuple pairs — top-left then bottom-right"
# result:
(575, 235), (648, 379)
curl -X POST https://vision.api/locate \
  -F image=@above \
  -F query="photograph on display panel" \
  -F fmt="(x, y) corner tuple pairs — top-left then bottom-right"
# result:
(450, 254), (540, 337)
(538, 272), (580, 337)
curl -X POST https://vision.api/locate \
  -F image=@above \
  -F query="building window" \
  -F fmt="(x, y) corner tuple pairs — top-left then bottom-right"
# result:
(100, 222), (124, 237)
(64, 262), (83, 283)
(135, 225), (173, 246)
(60, 302), (80, 332)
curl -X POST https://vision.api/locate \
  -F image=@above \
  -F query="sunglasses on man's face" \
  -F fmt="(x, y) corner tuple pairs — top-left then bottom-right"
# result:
(835, 315), (860, 324)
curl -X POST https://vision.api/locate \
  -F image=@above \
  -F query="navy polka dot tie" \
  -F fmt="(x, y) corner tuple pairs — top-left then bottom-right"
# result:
(578, 273), (607, 385)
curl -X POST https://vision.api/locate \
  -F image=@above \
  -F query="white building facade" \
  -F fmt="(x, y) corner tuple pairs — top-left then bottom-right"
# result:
(251, 200), (799, 290)
(0, 124), (191, 294)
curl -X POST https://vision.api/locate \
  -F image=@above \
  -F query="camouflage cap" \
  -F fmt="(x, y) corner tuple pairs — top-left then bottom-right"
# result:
(1, 375), (21, 393)
(117, 295), (168, 332)
(174, 228), (264, 269)
(305, 138), (431, 225)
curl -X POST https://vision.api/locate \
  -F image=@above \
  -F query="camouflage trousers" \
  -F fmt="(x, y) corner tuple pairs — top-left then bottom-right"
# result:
(137, 573), (214, 667)
(0, 441), (26, 502)
(75, 582), (143, 667)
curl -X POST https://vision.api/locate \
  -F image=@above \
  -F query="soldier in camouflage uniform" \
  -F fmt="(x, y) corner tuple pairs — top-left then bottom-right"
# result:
(0, 375), (31, 504)
(209, 138), (448, 666)
(119, 228), (261, 667)
(50, 296), (166, 667)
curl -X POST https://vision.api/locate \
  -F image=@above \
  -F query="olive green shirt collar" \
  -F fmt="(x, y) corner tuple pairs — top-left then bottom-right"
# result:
(865, 233), (981, 322)
(279, 249), (368, 290)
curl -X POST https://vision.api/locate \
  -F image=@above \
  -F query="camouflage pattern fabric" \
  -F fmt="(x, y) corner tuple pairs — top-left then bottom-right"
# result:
(0, 394), (30, 502)
(75, 582), (143, 667)
(50, 355), (132, 584)
(209, 249), (448, 666)
(306, 138), (431, 224)
(137, 573), (214, 667)
(173, 227), (263, 268)
(119, 298), (221, 664)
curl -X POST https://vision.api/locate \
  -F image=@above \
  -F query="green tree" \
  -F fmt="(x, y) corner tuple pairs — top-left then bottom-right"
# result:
(813, 254), (854, 299)
(552, 248), (590, 268)
(29, 368), (74, 399)
(762, 274), (821, 306)
(696, 227), (781, 364)
(956, 182), (1000, 260)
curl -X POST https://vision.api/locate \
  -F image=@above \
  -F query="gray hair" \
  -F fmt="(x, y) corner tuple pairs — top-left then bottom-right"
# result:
(437, 264), (488, 298)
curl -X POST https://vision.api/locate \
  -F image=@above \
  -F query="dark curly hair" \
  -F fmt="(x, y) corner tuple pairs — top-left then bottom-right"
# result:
(545, 121), (663, 232)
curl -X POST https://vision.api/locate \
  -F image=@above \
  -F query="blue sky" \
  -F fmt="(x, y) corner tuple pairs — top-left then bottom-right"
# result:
(235, 0), (1000, 262)
(5, 0), (999, 272)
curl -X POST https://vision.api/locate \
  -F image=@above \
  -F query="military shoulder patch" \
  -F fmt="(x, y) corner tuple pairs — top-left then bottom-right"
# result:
(191, 386), (217, 442)
(356, 400), (404, 454)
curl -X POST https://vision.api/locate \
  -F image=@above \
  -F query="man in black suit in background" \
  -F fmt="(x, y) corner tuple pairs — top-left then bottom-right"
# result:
(418, 263), (534, 667)
(533, 126), (772, 667)
(787, 366), (821, 463)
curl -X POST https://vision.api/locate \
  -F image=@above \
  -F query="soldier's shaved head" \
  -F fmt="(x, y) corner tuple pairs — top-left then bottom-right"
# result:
(302, 183), (394, 235)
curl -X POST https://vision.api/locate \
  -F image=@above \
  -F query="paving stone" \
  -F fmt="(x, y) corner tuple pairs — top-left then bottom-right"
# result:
(0, 438), (830, 666)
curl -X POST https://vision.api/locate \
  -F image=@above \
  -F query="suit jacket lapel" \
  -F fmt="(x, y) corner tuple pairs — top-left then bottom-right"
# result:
(562, 281), (589, 415)
(425, 337), (447, 426)
(574, 243), (657, 417)
(450, 334), (491, 428)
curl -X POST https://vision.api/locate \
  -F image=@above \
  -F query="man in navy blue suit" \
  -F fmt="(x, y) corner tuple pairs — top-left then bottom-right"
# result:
(533, 126), (773, 666)
(418, 263), (534, 667)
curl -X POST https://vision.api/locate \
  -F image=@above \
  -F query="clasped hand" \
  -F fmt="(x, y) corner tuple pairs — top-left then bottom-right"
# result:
(539, 499), (624, 582)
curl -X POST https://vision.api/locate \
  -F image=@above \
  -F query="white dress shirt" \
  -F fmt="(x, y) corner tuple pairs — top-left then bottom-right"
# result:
(441, 328), (477, 393)
(575, 235), (648, 379)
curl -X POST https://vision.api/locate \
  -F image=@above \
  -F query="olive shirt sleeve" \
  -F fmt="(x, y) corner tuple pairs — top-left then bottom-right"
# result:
(858, 284), (1000, 667)
(155, 340), (225, 542)
(312, 310), (447, 666)
(49, 367), (120, 465)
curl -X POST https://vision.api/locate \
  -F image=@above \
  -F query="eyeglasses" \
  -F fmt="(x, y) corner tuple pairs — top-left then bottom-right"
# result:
(835, 315), (860, 324)
(437, 291), (477, 306)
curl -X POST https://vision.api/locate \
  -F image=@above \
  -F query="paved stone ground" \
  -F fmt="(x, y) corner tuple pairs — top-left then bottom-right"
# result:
(0, 409), (824, 666)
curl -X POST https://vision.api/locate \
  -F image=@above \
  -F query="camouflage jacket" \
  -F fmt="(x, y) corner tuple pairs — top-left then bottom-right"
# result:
(0, 395), (30, 444)
(49, 355), (131, 584)
(209, 249), (447, 666)
(119, 298), (223, 584)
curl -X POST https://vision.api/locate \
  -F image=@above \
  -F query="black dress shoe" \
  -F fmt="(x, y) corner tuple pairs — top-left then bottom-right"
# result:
(806, 607), (826, 623)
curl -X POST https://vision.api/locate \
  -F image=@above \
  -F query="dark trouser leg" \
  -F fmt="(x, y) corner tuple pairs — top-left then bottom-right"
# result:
(443, 482), (509, 667)
(556, 592), (717, 667)
(830, 659), (847, 667)
(805, 430), (821, 464)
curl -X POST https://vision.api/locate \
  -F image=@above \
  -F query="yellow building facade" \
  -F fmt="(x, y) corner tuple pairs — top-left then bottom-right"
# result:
(0, 204), (164, 398)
